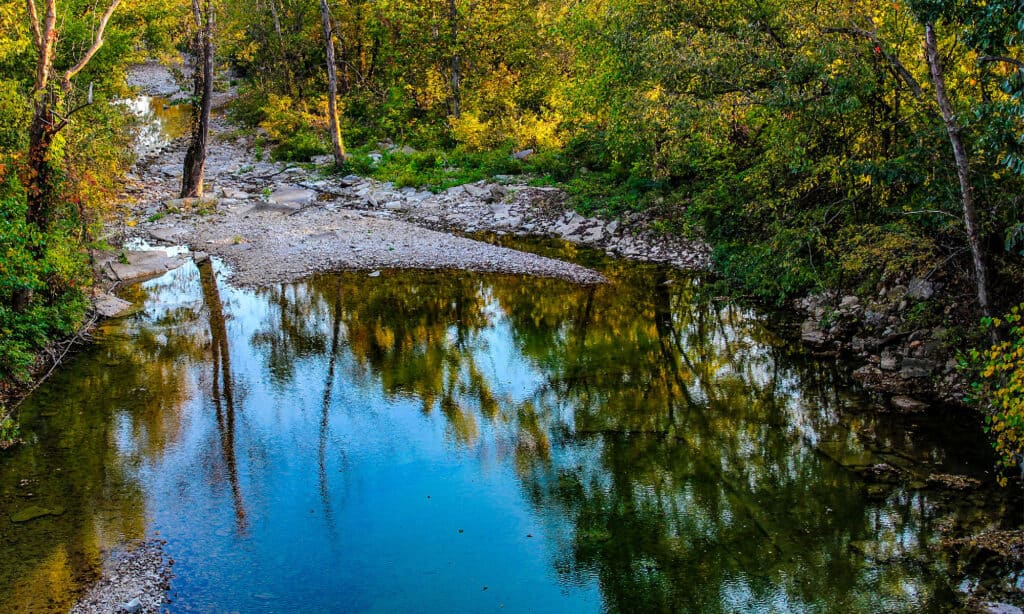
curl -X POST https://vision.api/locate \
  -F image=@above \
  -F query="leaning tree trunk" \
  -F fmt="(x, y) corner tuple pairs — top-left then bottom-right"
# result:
(182, 0), (215, 198)
(924, 23), (992, 319)
(319, 0), (346, 166)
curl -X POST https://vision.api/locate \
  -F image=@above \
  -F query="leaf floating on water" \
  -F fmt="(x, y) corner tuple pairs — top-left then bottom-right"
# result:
(10, 505), (65, 523)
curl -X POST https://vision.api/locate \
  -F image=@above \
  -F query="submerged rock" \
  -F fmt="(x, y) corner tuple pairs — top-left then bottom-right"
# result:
(10, 505), (65, 523)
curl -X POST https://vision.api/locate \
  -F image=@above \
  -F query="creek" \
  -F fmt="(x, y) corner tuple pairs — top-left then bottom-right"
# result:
(0, 244), (1020, 612)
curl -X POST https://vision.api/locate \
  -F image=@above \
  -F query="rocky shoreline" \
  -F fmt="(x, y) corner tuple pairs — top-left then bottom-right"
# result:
(795, 279), (972, 412)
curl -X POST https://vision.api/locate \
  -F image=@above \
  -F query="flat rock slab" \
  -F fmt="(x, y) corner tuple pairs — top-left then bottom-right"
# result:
(147, 227), (185, 244)
(269, 188), (315, 205)
(890, 395), (929, 412)
(246, 202), (300, 215)
(104, 250), (186, 283)
(93, 292), (134, 318)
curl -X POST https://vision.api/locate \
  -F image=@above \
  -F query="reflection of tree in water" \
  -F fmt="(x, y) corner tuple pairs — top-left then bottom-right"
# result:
(491, 267), (958, 612)
(198, 261), (248, 534)
(245, 265), (988, 611)
(259, 272), (501, 446)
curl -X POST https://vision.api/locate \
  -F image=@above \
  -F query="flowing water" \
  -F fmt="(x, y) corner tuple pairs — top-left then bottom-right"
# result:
(1, 247), (1021, 612)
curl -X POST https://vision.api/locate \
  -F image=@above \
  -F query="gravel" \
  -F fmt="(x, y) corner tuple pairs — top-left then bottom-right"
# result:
(70, 541), (172, 614)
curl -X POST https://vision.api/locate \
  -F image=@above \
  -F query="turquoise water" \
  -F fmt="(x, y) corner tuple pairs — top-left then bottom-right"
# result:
(1, 250), (1020, 612)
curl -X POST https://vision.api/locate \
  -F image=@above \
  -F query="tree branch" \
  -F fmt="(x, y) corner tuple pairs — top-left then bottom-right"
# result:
(25, 0), (42, 51)
(978, 55), (1024, 68)
(61, 0), (122, 91)
(822, 26), (925, 98)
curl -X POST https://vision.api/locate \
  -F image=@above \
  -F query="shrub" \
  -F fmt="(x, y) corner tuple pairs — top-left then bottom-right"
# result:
(965, 304), (1024, 483)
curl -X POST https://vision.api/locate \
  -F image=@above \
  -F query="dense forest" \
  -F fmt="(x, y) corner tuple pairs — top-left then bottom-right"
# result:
(0, 0), (1022, 471)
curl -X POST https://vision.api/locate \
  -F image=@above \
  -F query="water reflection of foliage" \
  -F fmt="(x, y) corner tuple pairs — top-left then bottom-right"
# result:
(0, 267), (207, 612)
(247, 264), (979, 611)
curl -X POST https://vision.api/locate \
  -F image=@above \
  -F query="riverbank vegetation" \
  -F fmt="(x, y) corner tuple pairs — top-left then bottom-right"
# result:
(0, 0), (1022, 470)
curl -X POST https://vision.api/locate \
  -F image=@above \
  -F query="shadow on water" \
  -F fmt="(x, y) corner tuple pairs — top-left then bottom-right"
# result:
(0, 244), (1021, 612)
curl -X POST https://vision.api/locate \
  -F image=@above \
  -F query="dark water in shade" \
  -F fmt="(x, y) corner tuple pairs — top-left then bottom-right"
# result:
(1, 247), (1021, 613)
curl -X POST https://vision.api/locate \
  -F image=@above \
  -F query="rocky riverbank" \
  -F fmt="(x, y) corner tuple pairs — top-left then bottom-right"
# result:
(795, 278), (974, 411)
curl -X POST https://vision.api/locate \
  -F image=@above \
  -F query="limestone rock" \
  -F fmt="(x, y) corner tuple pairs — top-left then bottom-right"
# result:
(268, 188), (315, 205)
(93, 293), (134, 318)
(890, 395), (929, 412)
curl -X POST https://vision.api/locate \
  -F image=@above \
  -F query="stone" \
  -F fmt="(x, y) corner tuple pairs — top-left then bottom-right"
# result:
(512, 149), (535, 160)
(93, 293), (133, 318)
(463, 183), (491, 199)
(554, 212), (588, 237)
(890, 395), (929, 412)
(158, 164), (180, 178)
(900, 357), (935, 379)
(840, 295), (860, 308)
(122, 597), (142, 614)
(268, 188), (315, 205)
(339, 174), (362, 187)
(147, 228), (183, 244)
(220, 187), (249, 200)
(107, 250), (185, 283)
(579, 225), (605, 244)
(384, 202), (405, 211)
(605, 220), (620, 235)
(907, 278), (935, 301)
(880, 351), (899, 371)
(311, 155), (334, 165)
(863, 310), (886, 327)
(801, 322), (829, 347)
(887, 285), (908, 300)
(193, 251), (210, 264)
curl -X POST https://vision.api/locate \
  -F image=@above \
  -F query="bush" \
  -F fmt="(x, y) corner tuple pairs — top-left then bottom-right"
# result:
(965, 304), (1024, 483)
(0, 189), (88, 382)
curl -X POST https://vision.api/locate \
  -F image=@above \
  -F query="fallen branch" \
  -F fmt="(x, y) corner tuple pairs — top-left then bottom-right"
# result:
(11, 310), (102, 413)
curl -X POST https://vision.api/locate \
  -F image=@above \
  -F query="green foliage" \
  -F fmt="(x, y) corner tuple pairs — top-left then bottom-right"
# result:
(0, 188), (88, 382)
(0, 412), (19, 448)
(965, 305), (1024, 481)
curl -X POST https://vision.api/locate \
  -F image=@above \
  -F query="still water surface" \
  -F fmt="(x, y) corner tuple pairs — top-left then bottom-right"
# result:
(1, 250), (1020, 612)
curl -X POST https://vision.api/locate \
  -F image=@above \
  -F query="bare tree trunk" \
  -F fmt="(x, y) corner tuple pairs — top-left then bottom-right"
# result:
(924, 23), (992, 319)
(448, 0), (461, 119)
(182, 0), (215, 198)
(319, 0), (346, 166)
